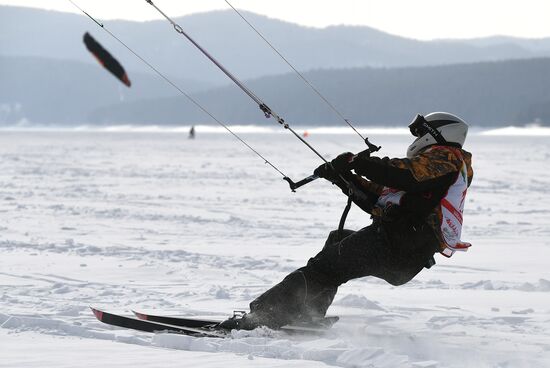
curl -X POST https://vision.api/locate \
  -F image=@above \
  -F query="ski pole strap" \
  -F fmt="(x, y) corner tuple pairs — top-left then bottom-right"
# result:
(337, 195), (353, 241)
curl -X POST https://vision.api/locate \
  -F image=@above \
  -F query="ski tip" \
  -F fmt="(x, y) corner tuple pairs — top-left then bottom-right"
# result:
(132, 310), (148, 320)
(90, 307), (104, 321)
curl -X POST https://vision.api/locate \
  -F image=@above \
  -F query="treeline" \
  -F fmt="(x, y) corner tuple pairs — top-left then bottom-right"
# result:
(92, 58), (550, 127)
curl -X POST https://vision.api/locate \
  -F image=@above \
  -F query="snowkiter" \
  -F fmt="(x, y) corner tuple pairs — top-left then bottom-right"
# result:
(221, 112), (474, 330)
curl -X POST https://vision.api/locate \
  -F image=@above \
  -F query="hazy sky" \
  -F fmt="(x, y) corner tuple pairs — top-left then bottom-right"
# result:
(2, 0), (550, 40)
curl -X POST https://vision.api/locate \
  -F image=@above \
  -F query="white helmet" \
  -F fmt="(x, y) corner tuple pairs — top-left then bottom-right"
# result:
(406, 112), (468, 158)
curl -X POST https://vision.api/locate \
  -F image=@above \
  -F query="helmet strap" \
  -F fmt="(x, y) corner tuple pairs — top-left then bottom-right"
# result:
(420, 120), (448, 145)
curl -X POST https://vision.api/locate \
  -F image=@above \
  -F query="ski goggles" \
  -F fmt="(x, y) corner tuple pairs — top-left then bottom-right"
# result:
(408, 114), (447, 144)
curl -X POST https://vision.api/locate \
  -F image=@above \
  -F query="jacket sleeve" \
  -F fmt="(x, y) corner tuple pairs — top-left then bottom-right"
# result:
(355, 176), (384, 195)
(351, 148), (462, 193)
(330, 172), (380, 214)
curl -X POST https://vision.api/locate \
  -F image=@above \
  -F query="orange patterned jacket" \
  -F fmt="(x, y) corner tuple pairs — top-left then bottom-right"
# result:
(350, 145), (473, 253)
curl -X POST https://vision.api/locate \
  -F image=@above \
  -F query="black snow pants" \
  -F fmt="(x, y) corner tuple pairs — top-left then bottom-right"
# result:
(249, 218), (440, 327)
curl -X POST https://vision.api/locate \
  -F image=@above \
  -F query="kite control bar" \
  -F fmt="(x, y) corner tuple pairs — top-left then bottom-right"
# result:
(283, 175), (319, 192)
(284, 138), (381, 192)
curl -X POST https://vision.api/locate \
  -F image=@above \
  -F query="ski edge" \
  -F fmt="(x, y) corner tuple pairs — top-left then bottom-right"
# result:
(132, 310), (220, 328)
(132, 310), (339, 333)
(90, 307), (226, 338)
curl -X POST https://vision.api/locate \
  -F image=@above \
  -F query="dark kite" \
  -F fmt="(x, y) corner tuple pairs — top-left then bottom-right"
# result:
(83, 32), (131, 87)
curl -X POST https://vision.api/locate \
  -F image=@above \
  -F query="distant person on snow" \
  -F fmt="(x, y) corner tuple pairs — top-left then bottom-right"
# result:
(221, 112), (474, 330)
(189, 126), (196, 139)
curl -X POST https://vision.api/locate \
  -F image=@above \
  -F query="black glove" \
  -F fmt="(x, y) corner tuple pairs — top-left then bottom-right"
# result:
(331, 152), (355, 172)
(314, 159), (377, 213)
(314, 152), (355, 180)
(314, 162), (339, 182)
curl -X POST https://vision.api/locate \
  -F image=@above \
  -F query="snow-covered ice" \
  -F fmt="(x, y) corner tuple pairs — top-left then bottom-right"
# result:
(1, 129), (549, 367)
